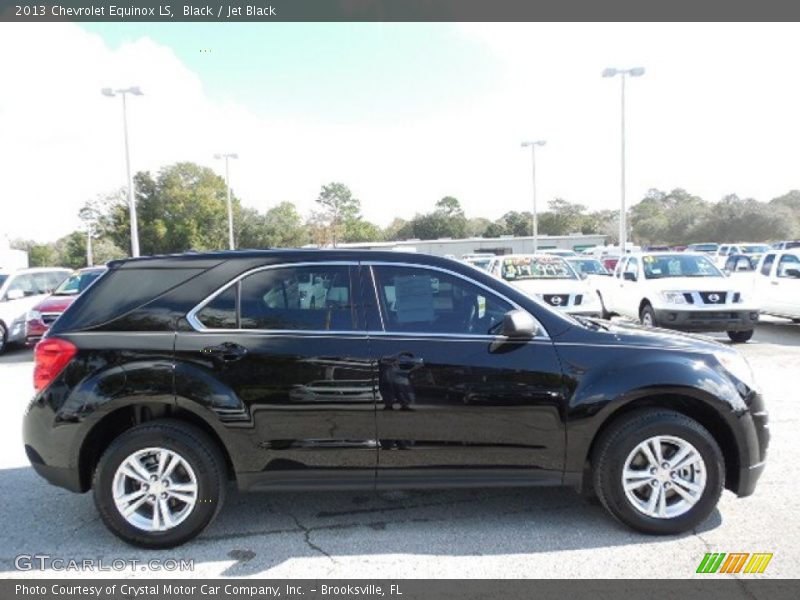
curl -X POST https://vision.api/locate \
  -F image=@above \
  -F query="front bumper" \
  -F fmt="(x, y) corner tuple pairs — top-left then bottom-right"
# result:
(653, 308), (759, 332)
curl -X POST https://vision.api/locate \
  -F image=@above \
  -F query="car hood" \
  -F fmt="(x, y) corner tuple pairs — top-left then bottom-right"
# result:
(33, 295), (76, 313)
(582, 317), (727, 354)
(510, 278), (589, 295)
(642, 276), (745, 292)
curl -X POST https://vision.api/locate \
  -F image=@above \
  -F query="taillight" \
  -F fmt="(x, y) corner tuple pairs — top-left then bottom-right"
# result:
(33, 338), (77, 392)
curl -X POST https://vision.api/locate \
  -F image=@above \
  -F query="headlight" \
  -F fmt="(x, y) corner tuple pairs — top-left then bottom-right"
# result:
(26, 309), (42, 322)
(660, 291), (687, 304)
(714, 350), (757, 391)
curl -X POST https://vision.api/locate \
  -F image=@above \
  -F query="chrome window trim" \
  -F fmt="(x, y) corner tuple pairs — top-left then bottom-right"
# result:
(186, 258), (550, 341)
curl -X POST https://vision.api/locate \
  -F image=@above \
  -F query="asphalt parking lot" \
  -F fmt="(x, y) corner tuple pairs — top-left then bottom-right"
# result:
(1, 319), (798, 579)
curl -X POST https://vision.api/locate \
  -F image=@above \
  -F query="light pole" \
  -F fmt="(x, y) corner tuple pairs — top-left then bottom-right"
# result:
(602, 67), (644, 254)
(102, 86), (143, 257)
(521, 140), (546, 253)
(214, 153), (239, 250)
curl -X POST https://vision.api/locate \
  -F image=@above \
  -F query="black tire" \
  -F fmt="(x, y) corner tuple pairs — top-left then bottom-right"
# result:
(640, 303), (657, 328)
(93, 419), (227, 548)
(0, 321), (7, 355)
(592, 409), (724, 535)
(727, 330), (753, 343)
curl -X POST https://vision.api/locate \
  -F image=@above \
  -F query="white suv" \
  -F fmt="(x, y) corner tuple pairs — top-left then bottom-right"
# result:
(0, 267), (70, 353)
(594, 252), (758, 342)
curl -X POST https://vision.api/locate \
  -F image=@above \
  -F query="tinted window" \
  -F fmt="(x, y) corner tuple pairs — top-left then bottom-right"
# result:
(372, 266), (512, 335)
(197, 286), (238, 329)
(240, 265), (353, 331)
(777, 254), (800, 278)
(760, 254), (775, 276)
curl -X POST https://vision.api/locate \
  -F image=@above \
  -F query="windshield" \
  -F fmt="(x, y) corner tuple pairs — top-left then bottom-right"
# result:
(569, 259), (609, 275)
(53, 270), (104, 296)
(740, 244), (771, 254)
(643, 254), (723, 279)
(499, 256), (577, 281)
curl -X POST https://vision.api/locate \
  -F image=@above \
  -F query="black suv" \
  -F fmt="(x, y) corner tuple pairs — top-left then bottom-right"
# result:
(23, 250), (769, 547)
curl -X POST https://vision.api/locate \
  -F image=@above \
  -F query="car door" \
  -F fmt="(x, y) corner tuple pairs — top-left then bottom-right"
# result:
(619, 257), (642, 318)
(774, 253), (800, 317)
(175, 261), (378, 486)
(755, 253), (777, 313)
(604, 256), (627, 313)
(361, 262), (566, 487)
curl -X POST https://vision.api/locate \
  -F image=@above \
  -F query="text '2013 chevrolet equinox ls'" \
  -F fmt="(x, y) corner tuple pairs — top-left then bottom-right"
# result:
(23, 250), (769, 548)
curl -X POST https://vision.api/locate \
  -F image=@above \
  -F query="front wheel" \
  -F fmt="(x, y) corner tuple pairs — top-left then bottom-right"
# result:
(593, 409), (724, 535)
(727, 330), (754, 343)
(93, 420), (227, 548)
(640, 304), (657, 328)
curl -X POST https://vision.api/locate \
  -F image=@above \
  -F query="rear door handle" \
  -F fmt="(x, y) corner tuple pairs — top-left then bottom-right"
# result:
(202, 342), (248, 362)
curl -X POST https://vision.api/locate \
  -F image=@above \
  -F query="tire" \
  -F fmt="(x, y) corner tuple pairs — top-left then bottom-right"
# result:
(0, 321), (7, 355)
(592, 409), (724, 535)
(640, 304), (657, 328)
(93, 419), (227, 548)
(727, 330), (753, 343)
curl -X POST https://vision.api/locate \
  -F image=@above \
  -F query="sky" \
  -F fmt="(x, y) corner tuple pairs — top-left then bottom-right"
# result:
(1, 22), (799, 243)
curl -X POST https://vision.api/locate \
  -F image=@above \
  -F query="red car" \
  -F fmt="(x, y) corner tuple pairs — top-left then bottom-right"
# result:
(25, 267), (106, 344)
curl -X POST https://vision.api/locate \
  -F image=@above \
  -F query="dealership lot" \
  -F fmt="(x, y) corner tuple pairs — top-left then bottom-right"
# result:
(1, 319), (798, 579)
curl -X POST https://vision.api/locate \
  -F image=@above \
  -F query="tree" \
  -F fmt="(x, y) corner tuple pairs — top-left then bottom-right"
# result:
(538, 199), (587, 236)
(237, 202), (308, 249)
(315, 183), (362, 246)
(383, 218), (414, 241)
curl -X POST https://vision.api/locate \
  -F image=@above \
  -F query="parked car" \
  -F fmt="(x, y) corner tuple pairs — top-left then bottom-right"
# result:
(23, 250), (769, 547)
(723, 254), (758, 274)
(0, 267), (70, 353)
(594, 252), (758, 342)
(461, 253), (494, 271)
(712, 243), (772, 268)
(567, 257), (611, 277)
(25, 267), (107, 345)
(601, 254), (621, 272)
(487, 254), (602, 316)
(685, 243), (719, 255)
(751, 250), (800, 322)
(771, 240), (800, 251)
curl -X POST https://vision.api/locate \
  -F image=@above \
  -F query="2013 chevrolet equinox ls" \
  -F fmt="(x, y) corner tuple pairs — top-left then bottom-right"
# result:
(22, 250), (769, 548)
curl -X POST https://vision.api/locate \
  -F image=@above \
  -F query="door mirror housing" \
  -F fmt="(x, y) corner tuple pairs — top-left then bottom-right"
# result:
(623, 272), (637, 282)
(500, 309), (538, 339)
(5, 289), (24, 301)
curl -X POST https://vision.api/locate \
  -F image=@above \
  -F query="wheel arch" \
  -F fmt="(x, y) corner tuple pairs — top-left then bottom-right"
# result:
(578, 393), (740, 495)
(77, 401), (235, 492)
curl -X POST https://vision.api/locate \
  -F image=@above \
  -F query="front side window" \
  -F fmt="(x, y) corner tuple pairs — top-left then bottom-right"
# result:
(760, 254), (775, 276)
(196, 286), (238, 329)
(777, 254), (800, 278)
(7, 274), (36, 296)
(239, 265), (353, 331)
(624, 258), (640, 280)
(372, 266), (512, 335)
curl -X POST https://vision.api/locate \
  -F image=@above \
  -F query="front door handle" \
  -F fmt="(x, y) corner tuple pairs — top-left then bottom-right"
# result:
(202, 342), (248, 362)
(395, 353), (424, 369)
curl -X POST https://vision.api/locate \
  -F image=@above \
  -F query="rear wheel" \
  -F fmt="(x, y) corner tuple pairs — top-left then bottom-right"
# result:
(640, 304), (657, 328)
(592, 409), (724, 535)
(93, 420), (227, 548)
(727, 330), (753, 343)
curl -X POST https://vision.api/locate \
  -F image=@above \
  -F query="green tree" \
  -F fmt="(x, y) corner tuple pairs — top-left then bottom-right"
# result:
(236, 202), (308, 249)
(538, 198), (587, 236)
(315, 182), (362, 247)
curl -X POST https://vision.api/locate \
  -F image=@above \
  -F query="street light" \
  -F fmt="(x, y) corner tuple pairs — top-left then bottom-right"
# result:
(214, 153), (239, 250)
(102, 86), (144, 257)
(521, 140), (546, 253)
(602, 67), (645, 253)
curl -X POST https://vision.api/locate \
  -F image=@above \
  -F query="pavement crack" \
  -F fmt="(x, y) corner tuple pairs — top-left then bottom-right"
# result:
(288, 512), (337, 563)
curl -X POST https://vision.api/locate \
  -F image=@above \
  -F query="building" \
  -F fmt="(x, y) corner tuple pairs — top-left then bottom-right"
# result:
(338, 233), (606, 257)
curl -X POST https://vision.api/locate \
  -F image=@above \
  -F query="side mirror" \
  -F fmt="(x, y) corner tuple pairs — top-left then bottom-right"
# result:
(5, 289), (24, 301)
(578, 272), (587, 280)
(500, 309), (537, 339)
(784, 268), (800, 278)
(623, 272), (637, 282)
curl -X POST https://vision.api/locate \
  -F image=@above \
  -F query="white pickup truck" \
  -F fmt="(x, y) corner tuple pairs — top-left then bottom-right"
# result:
(751, 250), (800, 322)
(594, 252), (759, 342)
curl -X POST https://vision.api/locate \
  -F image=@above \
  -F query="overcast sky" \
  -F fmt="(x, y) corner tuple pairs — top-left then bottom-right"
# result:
(1, 22), (799, 243)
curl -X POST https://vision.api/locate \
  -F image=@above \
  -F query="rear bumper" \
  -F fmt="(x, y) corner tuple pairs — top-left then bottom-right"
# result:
(653, 308), (759, 332)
